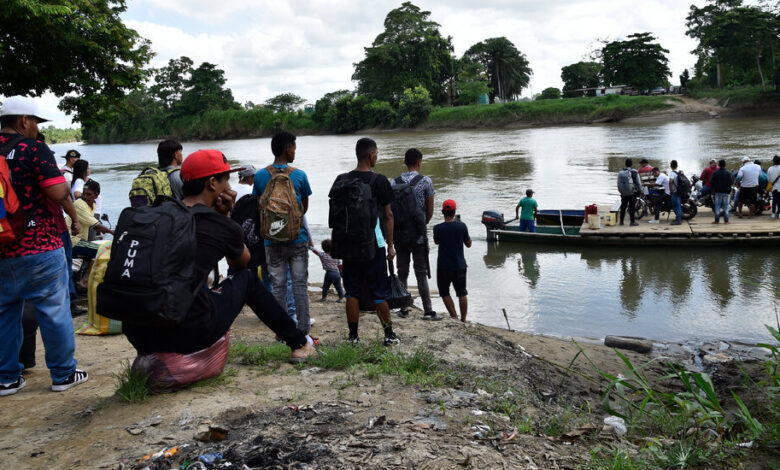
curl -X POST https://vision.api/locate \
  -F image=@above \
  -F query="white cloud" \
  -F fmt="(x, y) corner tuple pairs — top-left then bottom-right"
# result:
(24, 0), (706, 127)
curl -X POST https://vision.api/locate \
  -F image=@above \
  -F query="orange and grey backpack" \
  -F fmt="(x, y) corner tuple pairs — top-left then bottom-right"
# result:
(0, 135), (28, 244)
(258, 165), (302, 243)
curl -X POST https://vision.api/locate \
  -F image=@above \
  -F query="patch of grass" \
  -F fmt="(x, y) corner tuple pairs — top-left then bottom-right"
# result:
(687, 86), (780, 106)
(588, 446), (644, 470)
(191, 367), (238, 389)
(426, 95), (675, 126)
(229, 340), (292, 369)
(307, 340), (384, 370)
(114, 359), (152, 403)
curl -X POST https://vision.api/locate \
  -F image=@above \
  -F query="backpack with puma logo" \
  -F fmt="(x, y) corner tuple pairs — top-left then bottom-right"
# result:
(258, 165), (302, 243)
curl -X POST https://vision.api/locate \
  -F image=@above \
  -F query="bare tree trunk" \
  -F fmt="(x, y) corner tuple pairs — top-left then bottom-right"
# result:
(495, 63), (503, 101)
(716, 60), (723, 89)
(757, 49), (767, 92)
(772, 41), (777, 90)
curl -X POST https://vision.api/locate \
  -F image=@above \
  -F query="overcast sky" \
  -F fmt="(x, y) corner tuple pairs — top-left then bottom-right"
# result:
(32, 0), (722, 127)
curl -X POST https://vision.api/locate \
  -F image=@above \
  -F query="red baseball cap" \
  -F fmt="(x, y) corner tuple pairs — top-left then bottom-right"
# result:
(180, 149), (240, 182)
(442, 199), (456, 210)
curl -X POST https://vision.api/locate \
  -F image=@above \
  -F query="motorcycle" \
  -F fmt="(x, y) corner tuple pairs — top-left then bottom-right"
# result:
(634, 188), (697, 220)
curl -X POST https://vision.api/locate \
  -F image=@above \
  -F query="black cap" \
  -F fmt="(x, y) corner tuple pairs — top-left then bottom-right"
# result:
(639, 158), (649, 164)
(63, 149), (81, 159)
(526, 189), (534, 197)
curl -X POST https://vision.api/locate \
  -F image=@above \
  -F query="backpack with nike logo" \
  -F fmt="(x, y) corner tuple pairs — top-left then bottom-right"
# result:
(258, 165), (303, 243)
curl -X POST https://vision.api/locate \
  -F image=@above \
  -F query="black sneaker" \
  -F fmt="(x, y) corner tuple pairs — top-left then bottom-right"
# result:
(71, 305), (87, 317)
(0, 376), (26, 396)
(347, 336), (361, 345)
(52, 369), (88, 392)
(398, 309), (410, 318)
(422, 311), (443, 321)
(383, 333), (401, 346)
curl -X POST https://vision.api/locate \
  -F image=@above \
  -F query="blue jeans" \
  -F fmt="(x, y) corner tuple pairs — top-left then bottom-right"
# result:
(260, 264), (296, 323)
(519, 220), (536, 233)
(265, 243), (310, 335)
(323, 270), (344, 299)
(0, 249), (77, 383)
(60, 231), (77, 305)
(714, 193), (730, 223)
(671, 193), (682, 221)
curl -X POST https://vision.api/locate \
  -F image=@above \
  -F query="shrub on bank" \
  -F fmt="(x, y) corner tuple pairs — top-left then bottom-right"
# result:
(686, 86), (780, 106)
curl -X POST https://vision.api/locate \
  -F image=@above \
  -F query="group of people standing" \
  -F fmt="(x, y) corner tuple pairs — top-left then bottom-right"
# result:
(0, 95), (473, 396)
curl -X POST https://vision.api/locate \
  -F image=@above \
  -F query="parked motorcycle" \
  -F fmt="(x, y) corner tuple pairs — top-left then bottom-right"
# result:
(634, 188), (697, 220)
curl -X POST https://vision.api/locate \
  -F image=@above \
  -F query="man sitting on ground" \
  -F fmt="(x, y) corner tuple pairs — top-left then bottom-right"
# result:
(122, 149), (316, 363)
(65, 180), (114, 288)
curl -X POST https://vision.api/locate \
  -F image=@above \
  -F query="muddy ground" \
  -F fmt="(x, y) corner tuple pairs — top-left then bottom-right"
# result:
(0, 291), (772, 469)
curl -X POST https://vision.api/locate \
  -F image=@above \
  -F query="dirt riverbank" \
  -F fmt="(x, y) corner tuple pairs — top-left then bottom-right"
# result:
(1, 291), (774, 469)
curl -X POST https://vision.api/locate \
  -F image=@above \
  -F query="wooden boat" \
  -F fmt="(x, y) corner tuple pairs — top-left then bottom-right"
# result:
(481, 208), (780, 246)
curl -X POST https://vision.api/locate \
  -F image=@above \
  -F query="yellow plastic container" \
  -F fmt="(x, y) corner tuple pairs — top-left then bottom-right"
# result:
(604, 213), (617, 226)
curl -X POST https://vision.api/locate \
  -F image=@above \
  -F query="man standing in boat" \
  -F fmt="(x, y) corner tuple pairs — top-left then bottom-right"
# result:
(617, 158), (641, 226)
(516, 189), (538, 233)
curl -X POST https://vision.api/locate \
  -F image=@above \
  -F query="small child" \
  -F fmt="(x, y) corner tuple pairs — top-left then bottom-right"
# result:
(310, 239), (344, 302)
(433, 199), (472, 322)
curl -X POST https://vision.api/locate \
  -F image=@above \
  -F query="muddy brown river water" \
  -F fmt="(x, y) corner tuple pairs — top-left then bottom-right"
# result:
(52, 116), (780, 343)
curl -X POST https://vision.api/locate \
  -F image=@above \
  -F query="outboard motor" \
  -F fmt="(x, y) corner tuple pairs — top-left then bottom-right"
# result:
(481, 210), (505, 242)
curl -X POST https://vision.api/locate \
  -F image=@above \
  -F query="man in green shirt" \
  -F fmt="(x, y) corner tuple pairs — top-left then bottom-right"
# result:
(515, 189), (538, 233)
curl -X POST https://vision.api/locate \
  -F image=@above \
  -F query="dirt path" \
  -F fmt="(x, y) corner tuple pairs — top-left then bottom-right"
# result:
(0, 292), (767, 469)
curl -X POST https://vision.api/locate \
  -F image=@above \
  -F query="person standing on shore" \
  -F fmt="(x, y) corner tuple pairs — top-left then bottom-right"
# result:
(710, 160), (732, 224)
(253, 131), (314, 342)
(0, 96), (88, 396)
(390, 148), (438, 320)
(515, 189), (538, 232)
(736, 156), (760, 219)
(767, 155), (780, 219)
(617, 158), (641, 226)
(328, 137), (400, 346)
(433, 199), (471, 322)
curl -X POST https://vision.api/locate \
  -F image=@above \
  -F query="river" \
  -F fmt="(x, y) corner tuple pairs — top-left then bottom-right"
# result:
(50, 116), (780, 344)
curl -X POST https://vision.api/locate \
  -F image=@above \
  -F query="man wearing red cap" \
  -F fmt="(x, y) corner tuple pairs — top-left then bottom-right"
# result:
(122, 149), (316, 362)
(433, 199), (471, 322)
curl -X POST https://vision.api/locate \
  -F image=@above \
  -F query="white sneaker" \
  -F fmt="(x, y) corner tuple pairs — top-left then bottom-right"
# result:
(309, 318), (316, 326)
(772, 213), (776, 219)
(648, 220), (660, 224)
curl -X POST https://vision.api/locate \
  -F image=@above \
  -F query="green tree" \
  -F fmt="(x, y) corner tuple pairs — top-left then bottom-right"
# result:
(686, 0), (743, 89)
(177, 62), (239, 116)
(264, 93), (306, 113)
(601, 33), (671, 90)
(0, 0), (153, 127)
(537, 87), (561, 100)
(561, 61), (602, 97)
(365, 99), (397, 127)
(397, 86), (433, 127)
(456, 62), (491, 105)
(463, 37), (532, 102)
(352, 2), (455, 104)
(680, 69), (690, 88)
(150, 56), (194, 111)
(311, 90), (352, 127)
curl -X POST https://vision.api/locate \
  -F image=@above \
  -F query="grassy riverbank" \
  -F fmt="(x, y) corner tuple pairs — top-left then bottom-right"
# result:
(3, 293), (778, 469)
(424, 95), (678, 127)
(686, 86), (780, 107)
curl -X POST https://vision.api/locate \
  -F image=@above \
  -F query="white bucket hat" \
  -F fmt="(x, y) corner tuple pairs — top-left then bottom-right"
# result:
(0, 96), (50, 122)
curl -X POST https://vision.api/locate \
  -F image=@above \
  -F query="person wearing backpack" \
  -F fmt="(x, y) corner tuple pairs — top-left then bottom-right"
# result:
(616, 158), (641, 226)
(668, 160), (683, 225)
(390, 148), (437, 320)
(119, 149), (316, 363)
(128, 139), (184, 207)
(329, 137), (400, 346)
(252, 131), (314, 341)
(0, 96), (88, 396)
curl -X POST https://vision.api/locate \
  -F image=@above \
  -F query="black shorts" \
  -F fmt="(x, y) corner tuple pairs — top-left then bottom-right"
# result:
(437, 268), (467, 298)
(342, 246), (389, 304)
(741, 186), (758, 206)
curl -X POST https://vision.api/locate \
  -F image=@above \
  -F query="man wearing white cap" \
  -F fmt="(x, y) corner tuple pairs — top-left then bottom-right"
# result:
(234, 164), (256, 200)
(0, 96), (88, 396)
(736, 156), (760, 218)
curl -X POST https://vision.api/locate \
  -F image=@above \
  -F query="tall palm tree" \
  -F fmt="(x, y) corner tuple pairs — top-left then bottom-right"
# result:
(463, 37), (532, 102)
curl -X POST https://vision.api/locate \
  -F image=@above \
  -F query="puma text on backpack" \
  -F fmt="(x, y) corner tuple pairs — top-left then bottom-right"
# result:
(391, 175), (427, 245)
(0, 135), (30, 244)
(617, 168), (638, 196)
(97, 198), (208, 326)
(259, 165), (303, 243)
(128, 167), (177, 208)
(675, 171), (692, 199)
(328, 173), (378, 262)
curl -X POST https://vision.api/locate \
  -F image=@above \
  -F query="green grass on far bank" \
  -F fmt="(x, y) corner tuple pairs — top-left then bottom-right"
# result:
(426, 95), (677, 126)
(687, 86), (780, 106)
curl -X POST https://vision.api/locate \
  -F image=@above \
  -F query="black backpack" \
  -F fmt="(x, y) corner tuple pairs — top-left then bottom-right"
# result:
(97, 197), (208, 326)
(328, 173), (378, 262)
(391, 175), (427, 246)
(676, 171), (692, 199)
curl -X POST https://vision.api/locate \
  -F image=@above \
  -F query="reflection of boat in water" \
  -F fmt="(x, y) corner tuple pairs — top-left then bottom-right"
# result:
(482, 208), (780, 246)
